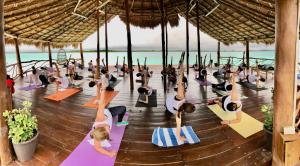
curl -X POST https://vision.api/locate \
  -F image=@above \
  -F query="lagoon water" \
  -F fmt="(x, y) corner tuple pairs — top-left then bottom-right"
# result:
(5, 50), (275, 67)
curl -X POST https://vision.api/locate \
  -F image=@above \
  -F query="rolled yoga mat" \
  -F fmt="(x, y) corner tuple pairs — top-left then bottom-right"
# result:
(152, 126), (200, 147)
(61, 114), (129, 166)
(19, 85), (42, 91)
(44, 88), (81, 101)
(207, 104), (263, 138)
(135, 89), (157, 107)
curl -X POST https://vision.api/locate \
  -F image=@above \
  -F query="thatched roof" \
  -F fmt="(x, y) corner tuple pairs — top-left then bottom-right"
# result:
(3, 0), (275, 47)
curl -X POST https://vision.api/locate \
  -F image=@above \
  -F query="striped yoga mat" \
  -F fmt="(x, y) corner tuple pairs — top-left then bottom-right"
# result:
(152, 126), (200, 147)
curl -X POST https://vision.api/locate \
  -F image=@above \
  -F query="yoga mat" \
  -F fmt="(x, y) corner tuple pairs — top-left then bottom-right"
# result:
(83, 91), (119, 109)
(152, 126), (200, 147)
(110, 80), (121, 88)
(207, 104), (263, 138)
(19, 85), (41, 91)
(237, 81), (267, 91)
(44, 88), (81, 101)
(60, 115), (129, 166)
(135, 89), (157, 107)
(195, 79), (212, 86)
(214, 89), (248, 99)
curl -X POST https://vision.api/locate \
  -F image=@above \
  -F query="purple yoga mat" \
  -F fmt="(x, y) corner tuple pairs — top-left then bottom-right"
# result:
(195, 79), (212, 86)
(60, 114), (129, 166)
(19, 85), (41, 91)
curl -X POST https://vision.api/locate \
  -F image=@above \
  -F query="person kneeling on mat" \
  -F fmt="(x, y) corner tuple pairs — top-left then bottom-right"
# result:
(208, 74), (242, 125)
(88, 95), (128, 157)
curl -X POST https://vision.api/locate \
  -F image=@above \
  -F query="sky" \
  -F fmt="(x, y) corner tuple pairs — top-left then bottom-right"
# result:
(5, 16), (275, 52)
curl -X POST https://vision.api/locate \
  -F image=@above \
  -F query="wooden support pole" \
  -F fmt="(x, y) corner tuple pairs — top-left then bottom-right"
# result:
(0, 0), (13, 164)
(105, 6), (109, 71)
(160, 0), (167, 91)
(96, 0), (100, 79)
(196, 2), (201, 77)
(217, 41), (220, 66)
(165, 7), (168, 66)
(47, 42), (52, 68)
(125, 0), (134, 90)
(246, 40), (250, 69)
(80, 43), (84, 67)
(186, 0), (190, 75)
(273, 0), (300, 165)
(14, 38), (23, 78)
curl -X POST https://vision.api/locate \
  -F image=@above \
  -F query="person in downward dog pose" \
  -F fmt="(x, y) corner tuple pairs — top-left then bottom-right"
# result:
(166, 58), (195, 141)
(88, 91), (128, 157)
(208, 74), (242, 125)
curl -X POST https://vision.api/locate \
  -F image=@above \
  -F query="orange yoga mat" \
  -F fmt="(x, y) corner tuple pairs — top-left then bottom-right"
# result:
(83, 91), (119, 109)
(44, 88), (81, 101)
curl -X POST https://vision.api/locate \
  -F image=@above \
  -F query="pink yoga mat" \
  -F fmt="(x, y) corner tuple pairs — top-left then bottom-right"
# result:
(195, 79), (212, 86)
(60, 114), (129, 166)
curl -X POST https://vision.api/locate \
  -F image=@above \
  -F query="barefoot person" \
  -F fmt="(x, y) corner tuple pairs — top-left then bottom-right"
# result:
(137, 66), (153, 104)
(88, 91), (128, 157)
(208, 74), (242, 125)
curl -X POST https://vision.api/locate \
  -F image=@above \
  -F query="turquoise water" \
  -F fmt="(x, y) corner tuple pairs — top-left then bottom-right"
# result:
(4, 50), (275, 66)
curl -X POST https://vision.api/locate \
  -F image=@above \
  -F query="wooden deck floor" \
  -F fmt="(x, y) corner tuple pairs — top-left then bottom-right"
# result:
(9, 66), (272, 166)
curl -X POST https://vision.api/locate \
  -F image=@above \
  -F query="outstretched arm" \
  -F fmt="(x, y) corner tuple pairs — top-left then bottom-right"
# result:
(93, 140), (116, 157)
(231, 74), (239, 101)
(175, 112), (186, 141)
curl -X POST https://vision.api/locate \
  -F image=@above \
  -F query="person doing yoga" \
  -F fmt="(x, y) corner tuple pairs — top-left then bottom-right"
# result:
(208, 74), (242, 125)
(137, 67), (153, 104)
(212, 75), (234, 93)
(49, 63), (70, 92)
(239, 61), (265, 88)
(88, 93), (128, 157)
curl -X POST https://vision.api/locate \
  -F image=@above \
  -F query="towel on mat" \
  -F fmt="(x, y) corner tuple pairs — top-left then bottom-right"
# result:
(152, 126), (200, 147)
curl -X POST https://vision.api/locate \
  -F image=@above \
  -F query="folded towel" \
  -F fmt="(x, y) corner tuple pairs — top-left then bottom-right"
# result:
(152, 126), (200, 147)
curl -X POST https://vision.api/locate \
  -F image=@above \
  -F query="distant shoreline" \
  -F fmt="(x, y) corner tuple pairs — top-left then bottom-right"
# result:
(5, 50), (275, 54)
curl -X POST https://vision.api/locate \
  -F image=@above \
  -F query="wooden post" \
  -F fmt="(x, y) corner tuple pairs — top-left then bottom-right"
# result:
(0, 0), (13, 164)
(186, 0), (190, 75)
(48, 42), (52, 68)
(246, 40), (250, 69)
(125, 0), (134, 90)
(165, 7), (168, 66)
(80, 43), (84, 67)
(160, 0), (167, 91)
(196, 2), (201, 77)
(96, 0), (100, 79)
(105, 6), (109, 71)
(14, 38), (23, 78)
(273, 0), (300, 165)
(217, 41), (220, 66)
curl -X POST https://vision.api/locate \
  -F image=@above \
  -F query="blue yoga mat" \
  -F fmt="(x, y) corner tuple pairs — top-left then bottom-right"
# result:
(152, 126), (200, 147)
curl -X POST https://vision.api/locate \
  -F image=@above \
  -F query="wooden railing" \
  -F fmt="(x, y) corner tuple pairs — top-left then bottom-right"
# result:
(6, 58), (81, 79)
(219, 56), (275, 66)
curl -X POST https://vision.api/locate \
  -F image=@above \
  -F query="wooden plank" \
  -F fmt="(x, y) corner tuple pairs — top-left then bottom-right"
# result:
(14, 38), (23, 78)
(273, 0), (300, 165)
(125, 0), (134, 90)
(0, 0), (13, 164)
(246, 40), (250, 69)
(48, 42), (53, 68)
(79, 43), (84, 67)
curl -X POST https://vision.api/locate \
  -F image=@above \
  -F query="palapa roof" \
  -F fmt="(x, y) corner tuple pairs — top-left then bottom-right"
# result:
(3, 0), (275, 48)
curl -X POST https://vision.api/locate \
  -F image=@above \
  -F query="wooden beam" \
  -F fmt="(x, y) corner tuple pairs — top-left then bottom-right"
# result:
(160, 0), (167, 92)
(48, 42), (53, 68)
(14, 38), (23, 78)
(95, 0), (100, 80)
(125, 0), (134, 90)
(165, 7), (168, 66)
(80, 43), (84, 67)
(105, 6), (109, 71)
(217, 41), (220, 65)
(246, 40), (250, 69)
(0, 0), (13, 164)
(186, 0), (190, 75)
(273, 0), (300, 165)
(196, 2), (201, 77)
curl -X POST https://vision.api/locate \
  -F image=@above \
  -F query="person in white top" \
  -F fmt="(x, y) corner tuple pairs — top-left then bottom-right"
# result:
(29, 66), (40, 87)
(89, 91), (128, 157)
(137, 67), (153, 104)
(239, 62), (265, 88)
(208, 74), (242, 125)
(166, 62), (195, 141)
